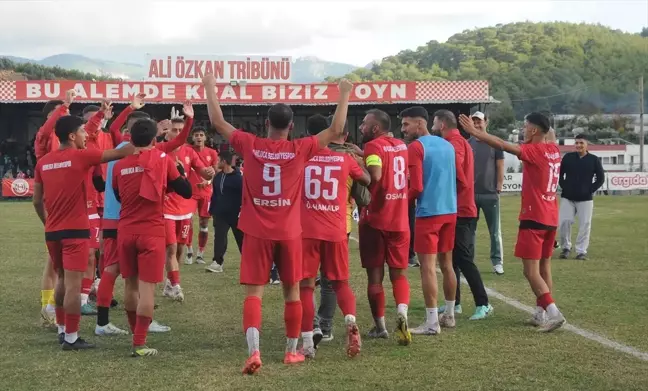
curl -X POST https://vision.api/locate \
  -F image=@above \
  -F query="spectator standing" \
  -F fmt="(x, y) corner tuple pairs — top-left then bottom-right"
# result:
(468, 112), (505, 275)
(558, 134), (605, 260)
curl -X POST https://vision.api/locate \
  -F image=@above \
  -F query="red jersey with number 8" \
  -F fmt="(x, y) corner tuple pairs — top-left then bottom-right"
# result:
(302, 149), (365, 242)
(361, 136), (409, 232)
(229, 131), (320, 240)
(519, 143), (561, 227)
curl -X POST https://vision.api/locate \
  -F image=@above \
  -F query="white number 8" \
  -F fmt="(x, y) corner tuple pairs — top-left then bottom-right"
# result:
(262, 163), (281, 196)
(393, 156), (406, 190)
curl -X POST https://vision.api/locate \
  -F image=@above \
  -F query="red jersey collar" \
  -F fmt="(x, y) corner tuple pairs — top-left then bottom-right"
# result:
(444, 129), (461, 140)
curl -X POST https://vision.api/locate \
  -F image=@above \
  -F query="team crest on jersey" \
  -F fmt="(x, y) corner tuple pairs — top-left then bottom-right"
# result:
(184, 156), (190, 164)
(206, 156), (212, 162)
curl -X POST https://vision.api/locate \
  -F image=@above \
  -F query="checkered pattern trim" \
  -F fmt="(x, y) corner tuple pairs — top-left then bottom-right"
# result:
(0, 81), (16, 101)
(415, 81), (489, 102)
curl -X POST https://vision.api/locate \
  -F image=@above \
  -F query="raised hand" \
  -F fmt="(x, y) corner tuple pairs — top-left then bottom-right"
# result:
(458, 114), (481, 136)
(131, 93), (146, 109)
(100, 99), (113, 114)
(182, 101), (194, 119)
(338, 79), (353, 94)
(64, 89), (77, 106)
(202, 73), (217, 88)
(157, 119), (171, 136)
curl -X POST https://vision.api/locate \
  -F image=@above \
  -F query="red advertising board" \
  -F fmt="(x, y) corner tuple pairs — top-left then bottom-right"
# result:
(2, 178), (35, 197)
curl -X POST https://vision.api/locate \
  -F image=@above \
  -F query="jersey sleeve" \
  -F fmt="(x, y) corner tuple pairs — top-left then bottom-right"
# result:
(229, 130), (254, 157)
(407, 141), (424, 202)
(519, 143), (542, 165)
(77, 149), (104, 169)
(296, 136), (321, 162)
(347, 156), (364, 180)
(166, 156), (181, 182)
(363, 141), (382, 168)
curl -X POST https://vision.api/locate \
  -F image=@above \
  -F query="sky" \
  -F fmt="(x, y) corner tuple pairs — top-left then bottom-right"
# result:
(0, 0), (646, 66)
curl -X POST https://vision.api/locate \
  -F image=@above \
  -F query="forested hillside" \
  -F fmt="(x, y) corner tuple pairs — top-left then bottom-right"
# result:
(0, 57), (114, 81)
(332, 22), (648, 129)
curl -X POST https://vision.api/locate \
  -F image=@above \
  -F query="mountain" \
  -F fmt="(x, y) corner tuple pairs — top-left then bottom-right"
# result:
(331, 22), (648, 130)
(0, 53), (358, 83)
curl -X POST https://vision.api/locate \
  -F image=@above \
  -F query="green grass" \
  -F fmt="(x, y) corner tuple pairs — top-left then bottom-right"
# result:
(1, 196), (647, 391)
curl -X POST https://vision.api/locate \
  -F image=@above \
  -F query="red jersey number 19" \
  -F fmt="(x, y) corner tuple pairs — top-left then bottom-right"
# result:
(393, 156), (406, 190)
(263, 163), (281, 196)
(305, 166), (340, 200)
(547, 162), (560, 192)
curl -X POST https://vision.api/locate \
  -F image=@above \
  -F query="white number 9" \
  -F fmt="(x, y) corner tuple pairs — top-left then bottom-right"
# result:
(262, 163), (281, 196)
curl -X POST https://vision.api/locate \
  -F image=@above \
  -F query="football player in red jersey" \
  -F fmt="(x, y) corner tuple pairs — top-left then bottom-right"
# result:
(299, 125), (370, 359)
(185, 127), (219, 265)
(459, 112), (566, 332)
(203, 74), (353, 374)
(33, 115), (135, 350)
(112, 118), (192, 357)
(358, 109), (412, 346)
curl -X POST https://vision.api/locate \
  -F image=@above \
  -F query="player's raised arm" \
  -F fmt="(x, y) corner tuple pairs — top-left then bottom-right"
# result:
(100, 143), (137, 163)
(86, 100), (111, 140)
(109, 93), (146, 145)
(459, 114), (521, 157)
(202, 74), (236, 140)
(316, 80), (353, 148)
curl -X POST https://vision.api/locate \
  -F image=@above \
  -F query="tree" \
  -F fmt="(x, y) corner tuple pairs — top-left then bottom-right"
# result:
(641, 27), (648, 37)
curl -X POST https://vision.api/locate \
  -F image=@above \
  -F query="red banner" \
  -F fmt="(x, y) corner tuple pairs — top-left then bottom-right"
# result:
(14, 81), (416, 104)
(2, 178), (35, 197)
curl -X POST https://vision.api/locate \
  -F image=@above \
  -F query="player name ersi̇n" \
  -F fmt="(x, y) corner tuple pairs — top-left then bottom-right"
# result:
(253, 198), (291, 207)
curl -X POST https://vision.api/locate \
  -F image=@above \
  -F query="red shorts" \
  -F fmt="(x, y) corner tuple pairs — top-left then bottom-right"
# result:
(165, 218), (192, 245)
(89, 218), (101, 249)
(359, 224), (410, 270)
(414, 214), (457, 254)
(118, 234), (166, 283)
(195, 196), (211, 219)
(240, 234), (302, 285)
(46, 238), (89, 272)
(102, 237), (120, 268)
(514, 229), (557, 260)
(302, 238), (349, 281)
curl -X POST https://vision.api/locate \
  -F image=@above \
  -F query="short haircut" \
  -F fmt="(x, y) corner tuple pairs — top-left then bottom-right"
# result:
(366, 109), (391, 131)
(191, 126), (206, 135)
(126, 111), (150, 123)
(219, 151), (234, 164)
(54, 115), (84, 143)
(268, 103), (293, 129)
(306, 114), (329, 135)
(400, 106), (429, 122)
(82, 105), (100, 115)
(326, 114), (349, 135)
(539, 110), (554, 129)
(575, 134), (587, 141)
(43, 100), (64, 115)
(129, 119), (158, 147)
(433, 109), (457, 128)
(171, 118), (185, 125)
(525, 112), (551, 133)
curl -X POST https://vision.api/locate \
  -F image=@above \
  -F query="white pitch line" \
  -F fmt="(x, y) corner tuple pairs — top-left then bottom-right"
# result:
(348, 235), (648, 362)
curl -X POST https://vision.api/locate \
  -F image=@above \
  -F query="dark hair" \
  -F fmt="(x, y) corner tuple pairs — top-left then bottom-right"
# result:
(130, 119), (158, 147)
(539, 110), (554, 129)
(171, 118), (185, 125)
(525, 112), (551, 133)
(400, 106), (429, 122)
(306, 114), (329, 135)
(268, 103), (293, 130)
(191, 126), (206, 135)
(219, 151), (234, 164)
(433, 109), (457, 128)
(82, 105), (100, 115)
(366, 109), (391, 131)
(326, 114), (349, 135)
(54, 115), (84, 143)
(575, 134), (587, 140)
(43, 100), (64, 115)
(126, 111), (150, 123)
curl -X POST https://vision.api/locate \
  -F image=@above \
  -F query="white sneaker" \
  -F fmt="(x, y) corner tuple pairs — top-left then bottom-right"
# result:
(195, 253), (206, 265)
(95, 323), (129, 336)
(493, 264), (504, 275)
(206, 262), (223, 273)
(410, 323), (441, 336)
(184, 255), (194, 265)
(148, 320), (171, 333)
(90, 278), (100, 296)
(171, 285), (185, 302)
(538, 312), (566, 333)
(439, 314), (456, 328)
(163, 280), (173, 298)
(527, 311), (546, 327)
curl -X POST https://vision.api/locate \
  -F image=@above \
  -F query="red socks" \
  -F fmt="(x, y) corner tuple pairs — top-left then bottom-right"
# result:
(391, 275), (410, 306)
(332, 280), (356, 316)
(126, 310), (137, 333)
(96, 271), (117, 308)
(55, 307), (65, 326)
(299, 287), (315, 332)
(198, 229), (208, 252)
(537, 292), (555, 309)
(243, 296), (262, 333)
(284, 301), (302, 339)
(65, 313), (80, 334)
(81, 278), (93, 296)
(167, 270), (180, 286)
(367, 284), (386, 318)
(133, 315), (152, 346)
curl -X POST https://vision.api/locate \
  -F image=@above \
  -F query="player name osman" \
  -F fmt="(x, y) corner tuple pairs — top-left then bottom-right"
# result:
(253, 198), (291, 207)
(41, 160), (72, 171)
(253, 150), (295, 160)
(386, 193), (407, 200)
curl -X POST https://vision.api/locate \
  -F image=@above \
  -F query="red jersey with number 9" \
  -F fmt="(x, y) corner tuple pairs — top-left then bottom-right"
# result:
(302, 149), (365, 242)
(361, 135), (409, 232)
(519, 143), (561, 227)
(229, 131), (320, 240)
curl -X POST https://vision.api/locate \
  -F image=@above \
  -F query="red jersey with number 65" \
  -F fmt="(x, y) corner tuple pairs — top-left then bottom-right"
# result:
(361, 136), (409, 232)
(519, 143), (561, 227)
(229, 131), (320, 240)
(302, 149), (365, 242)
